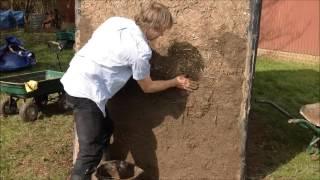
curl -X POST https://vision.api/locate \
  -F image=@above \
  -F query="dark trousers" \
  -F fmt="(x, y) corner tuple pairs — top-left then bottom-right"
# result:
(66, 94), (113, 180)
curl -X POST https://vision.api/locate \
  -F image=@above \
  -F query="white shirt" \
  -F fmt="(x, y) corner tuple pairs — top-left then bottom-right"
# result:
(61, 17), (152, 116)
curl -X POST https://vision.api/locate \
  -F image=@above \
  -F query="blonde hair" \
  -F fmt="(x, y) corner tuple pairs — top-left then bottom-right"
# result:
(135, 2), (173, 32)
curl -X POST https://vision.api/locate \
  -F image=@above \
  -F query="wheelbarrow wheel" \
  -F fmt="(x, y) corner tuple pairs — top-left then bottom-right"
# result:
(19, 100), (39, 122)
(35, 95), (48, 108)
(0, 97), (18, 116)
(58, 93), (70, 111)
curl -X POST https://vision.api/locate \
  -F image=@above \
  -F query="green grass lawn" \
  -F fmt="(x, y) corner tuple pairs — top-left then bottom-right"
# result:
(0, 31), (319, 179)
(0, 31), (74, 179)
(247, 57), (320, 180)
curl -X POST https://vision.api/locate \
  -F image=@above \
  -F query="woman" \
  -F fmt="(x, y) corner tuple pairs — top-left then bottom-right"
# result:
(61, 2), (194, 179)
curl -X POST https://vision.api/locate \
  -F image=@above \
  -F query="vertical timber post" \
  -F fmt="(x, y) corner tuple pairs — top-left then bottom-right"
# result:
(241, 0), (262, 179)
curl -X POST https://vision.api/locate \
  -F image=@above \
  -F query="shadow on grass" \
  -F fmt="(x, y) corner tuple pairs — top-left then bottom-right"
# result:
(246, 69), (319, 179)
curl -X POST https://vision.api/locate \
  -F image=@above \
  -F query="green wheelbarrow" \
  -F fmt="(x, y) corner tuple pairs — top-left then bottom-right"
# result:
(0, 70), (67, 121)
(256, 100), (320, 158)
(0, 42), (69, 122)
(56, 30), (75, 49)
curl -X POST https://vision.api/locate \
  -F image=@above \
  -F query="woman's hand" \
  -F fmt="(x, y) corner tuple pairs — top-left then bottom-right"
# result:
(175, 75), (199, 91)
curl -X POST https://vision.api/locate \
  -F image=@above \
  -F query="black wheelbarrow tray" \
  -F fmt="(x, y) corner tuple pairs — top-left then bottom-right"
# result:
(91, 160), (144, 180)
(256, 100), (320, 157)
(0, 70), (66, 121)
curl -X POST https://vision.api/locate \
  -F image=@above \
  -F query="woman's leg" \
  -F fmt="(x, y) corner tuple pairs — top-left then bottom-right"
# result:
(66, 95), (113, 180)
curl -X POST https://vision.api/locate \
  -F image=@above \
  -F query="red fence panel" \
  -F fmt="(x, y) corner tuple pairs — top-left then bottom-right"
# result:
(259, 0), (319, 56)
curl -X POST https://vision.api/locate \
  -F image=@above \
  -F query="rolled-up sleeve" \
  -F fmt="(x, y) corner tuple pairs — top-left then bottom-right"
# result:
(132, 52), (151, 80)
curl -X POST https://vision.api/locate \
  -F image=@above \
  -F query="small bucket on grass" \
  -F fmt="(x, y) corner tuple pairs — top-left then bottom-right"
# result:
(92, 160), (143, 180)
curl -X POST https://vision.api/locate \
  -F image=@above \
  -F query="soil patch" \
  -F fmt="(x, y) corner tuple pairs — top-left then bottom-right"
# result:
(78, 0), (251, 179)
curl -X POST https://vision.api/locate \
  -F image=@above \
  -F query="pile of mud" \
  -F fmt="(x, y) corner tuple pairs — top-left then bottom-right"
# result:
(151, 42), (204, 81)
